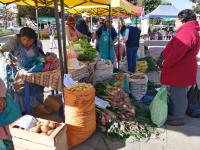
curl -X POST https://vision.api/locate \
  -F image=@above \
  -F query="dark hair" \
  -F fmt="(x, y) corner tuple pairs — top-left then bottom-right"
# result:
(19, 27), (37, 39)
(177, 9), (196, 23)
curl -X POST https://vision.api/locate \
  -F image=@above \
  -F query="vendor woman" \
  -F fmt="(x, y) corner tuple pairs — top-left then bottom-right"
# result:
(95, 15), (117, 64)
(66, 16), (81, 42)
(0, 27), (51, 114)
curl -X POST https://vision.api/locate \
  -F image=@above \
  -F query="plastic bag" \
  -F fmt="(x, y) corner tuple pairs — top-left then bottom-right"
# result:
(150, 86), (168, 127)
(0, 94), (22, 126)
(187, 84), (200, 118)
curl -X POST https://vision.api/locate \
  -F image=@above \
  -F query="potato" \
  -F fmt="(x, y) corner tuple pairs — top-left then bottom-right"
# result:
(36, 121), (41, 126)
(49, 121), (56, 129)
(43, 120), (50, 126)
(47, 129), (54, 136)
(41, 125), (50, 133)
(29, 126), (41, 133)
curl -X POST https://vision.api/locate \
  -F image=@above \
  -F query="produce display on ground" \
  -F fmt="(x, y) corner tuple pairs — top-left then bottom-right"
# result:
(94, 73), (157, 141)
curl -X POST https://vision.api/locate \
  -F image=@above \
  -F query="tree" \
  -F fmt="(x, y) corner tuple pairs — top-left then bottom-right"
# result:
(17, 5), (55, 20)
(142, 0), (161, 14)
(189, 0), (200, 14)
(0, 6), (15, 29)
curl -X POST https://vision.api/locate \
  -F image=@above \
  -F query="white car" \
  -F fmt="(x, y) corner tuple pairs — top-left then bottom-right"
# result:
(7, 26), (22, 32)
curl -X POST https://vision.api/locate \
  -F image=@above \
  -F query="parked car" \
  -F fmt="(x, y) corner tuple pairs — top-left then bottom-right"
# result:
(7, 26), (22, 33)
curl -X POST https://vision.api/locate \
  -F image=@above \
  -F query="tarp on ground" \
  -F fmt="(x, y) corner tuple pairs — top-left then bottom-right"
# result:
(66, 0), (139, 16)
(144, 5), (179, 19)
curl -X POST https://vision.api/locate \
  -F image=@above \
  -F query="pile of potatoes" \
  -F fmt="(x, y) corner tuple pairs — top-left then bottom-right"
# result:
(69, 83), (93, 92)
(29, 120), (59, 136)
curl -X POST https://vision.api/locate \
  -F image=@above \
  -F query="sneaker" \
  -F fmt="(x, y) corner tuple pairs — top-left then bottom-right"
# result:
(167, 120), (184, 126)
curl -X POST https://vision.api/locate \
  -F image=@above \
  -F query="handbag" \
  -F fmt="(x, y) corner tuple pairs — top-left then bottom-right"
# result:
(187, 84), (200, 118)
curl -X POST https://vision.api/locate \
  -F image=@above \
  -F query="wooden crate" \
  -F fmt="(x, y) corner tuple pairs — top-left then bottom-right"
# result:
(9, 117), (68, 150)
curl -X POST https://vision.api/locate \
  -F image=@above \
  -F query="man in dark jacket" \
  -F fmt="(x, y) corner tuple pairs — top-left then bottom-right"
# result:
(160, 9), (200, 126)
(124, 20), (141, 73)
(76, 12), (92, 38)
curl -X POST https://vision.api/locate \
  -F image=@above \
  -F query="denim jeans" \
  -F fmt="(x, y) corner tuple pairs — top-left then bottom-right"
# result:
(168, 86), (188, 121)
(126, 47), (138, 73)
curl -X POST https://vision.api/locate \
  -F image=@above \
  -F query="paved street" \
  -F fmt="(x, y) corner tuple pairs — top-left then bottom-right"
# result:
(0, 36), (200, 150)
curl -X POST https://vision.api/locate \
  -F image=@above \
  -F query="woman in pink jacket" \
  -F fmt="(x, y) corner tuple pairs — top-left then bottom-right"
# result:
(160, 9), (200, 126)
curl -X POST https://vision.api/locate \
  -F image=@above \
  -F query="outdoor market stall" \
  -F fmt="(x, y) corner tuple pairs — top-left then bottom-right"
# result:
(0, 1), (164, 150)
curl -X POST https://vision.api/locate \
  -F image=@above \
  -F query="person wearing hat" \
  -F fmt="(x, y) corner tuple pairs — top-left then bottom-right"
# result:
(76, 12), (92, 39)
(0, 27), (51, 114)
(95, 15), (117, 63)
(124, 19), (141, 73)
(66, 16), (81, 42)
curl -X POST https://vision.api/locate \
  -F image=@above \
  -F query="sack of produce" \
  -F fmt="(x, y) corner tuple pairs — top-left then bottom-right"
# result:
(93, 60), (113, 84)
(107, 73), (129, 93)
(150, 86), (168, 127)
(136, 60), (148, 73)
(129, 73), (148, 101)
(119, 58), (128, 72)
(64, 83), (96, 148)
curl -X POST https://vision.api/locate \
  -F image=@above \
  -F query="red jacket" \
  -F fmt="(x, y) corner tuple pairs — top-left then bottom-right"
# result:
(161, 21), (200, 87)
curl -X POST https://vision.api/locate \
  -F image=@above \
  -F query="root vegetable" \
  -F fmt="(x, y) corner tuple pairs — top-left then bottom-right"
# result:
(49, 121), (56, 129)
(41, 125), (50, 133)
(43, 120), (50, 126)
(29, 126), (41, 133)
(101, 116), (107, 125)
(47, 129), (54, 135)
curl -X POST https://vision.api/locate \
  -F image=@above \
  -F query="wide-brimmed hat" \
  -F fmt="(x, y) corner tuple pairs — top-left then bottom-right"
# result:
(67, 16), (75, 24)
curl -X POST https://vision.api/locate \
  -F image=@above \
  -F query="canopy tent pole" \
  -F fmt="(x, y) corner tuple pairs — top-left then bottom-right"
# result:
(108, 5), (111, 60)
(35, 5), (39, 39)
(117, 7), (120, 68)
(60, 0), (68, 74)
(53, 0), (64, 88)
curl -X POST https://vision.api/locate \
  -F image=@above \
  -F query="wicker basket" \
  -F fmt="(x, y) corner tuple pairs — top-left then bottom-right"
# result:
(69, 65), (89, 81)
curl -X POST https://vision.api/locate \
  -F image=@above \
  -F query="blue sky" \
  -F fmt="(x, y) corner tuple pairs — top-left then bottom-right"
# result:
(169, 0), (195, 10)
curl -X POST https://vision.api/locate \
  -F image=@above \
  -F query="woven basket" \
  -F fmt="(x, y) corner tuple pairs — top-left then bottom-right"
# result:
(69, 65), (89, 81)
(34, 72), (42, 85)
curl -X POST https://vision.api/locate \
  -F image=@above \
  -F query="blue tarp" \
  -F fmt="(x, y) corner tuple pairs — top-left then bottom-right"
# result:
(144, 5), (179, 19)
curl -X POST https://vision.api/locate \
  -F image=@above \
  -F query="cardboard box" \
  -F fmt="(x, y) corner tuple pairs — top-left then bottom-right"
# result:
(9, 117), (68, 150)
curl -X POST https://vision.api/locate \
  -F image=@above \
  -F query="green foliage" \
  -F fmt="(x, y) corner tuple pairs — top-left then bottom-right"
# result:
(142, 0), (161, 14)
(190, 0), (200, 14)
(17, 5), (55, 20)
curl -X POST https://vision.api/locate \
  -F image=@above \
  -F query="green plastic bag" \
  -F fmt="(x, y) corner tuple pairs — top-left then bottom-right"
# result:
(150, 86), (168, 127)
